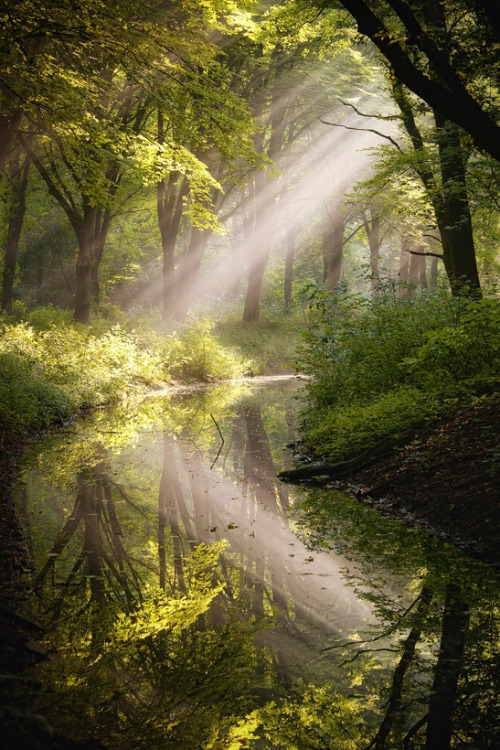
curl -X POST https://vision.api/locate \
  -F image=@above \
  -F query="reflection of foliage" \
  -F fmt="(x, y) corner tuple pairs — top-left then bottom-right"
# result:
(17, 381), (306, 747)
(243, 683), (367, 749)
(287, 487), (500, 749)
(17, 379), (499, 748)
(0, 314), (256, 439)
(35, 543), (264, 748)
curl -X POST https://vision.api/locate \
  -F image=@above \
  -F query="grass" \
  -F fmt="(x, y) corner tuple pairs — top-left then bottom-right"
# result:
(0, 305), (303, 440)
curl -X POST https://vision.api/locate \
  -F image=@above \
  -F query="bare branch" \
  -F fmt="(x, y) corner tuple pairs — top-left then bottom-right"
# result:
(337, 97), (397, 121)
(407, 249), (443, 259)
(210, 413), (225, 470)
(319, 117), (402, 151)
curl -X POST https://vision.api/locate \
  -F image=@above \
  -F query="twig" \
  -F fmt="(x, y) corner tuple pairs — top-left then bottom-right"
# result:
(337, 97), (397, 121)
(210, 413), (224, 470)
(319, 117), (402, 151)
(407, 249), (443, 259)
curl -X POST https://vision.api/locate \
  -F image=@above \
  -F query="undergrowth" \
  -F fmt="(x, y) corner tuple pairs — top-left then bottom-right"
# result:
(298, 284), (500, 460)
(0, 305), (298, 440)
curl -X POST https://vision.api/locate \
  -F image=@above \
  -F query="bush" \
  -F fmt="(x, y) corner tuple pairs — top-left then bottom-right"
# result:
(0, 309), (280, 440)
(0, 352), (72, 437)
(298, 287), (500, 460)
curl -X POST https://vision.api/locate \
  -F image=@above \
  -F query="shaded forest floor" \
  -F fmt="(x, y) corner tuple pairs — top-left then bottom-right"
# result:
(350, 396), (500, 566)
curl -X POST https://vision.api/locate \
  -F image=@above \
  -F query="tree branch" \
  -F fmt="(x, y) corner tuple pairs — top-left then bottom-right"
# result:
(319, 117), (402, 150)
(336, 0), (500, 161)
(407, 249), (443, 259)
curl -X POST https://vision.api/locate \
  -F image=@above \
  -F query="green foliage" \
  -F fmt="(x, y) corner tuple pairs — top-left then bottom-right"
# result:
(0, 351), (72, 437)
(214, 314), (302, 374)
(0, 309), (277, 439)
(305, 386), (443, 460)
(243, 684), (366, 749)
(161, 317), (247, 382)
(35, 542), (263, 749)
(298, 286), (500, 459)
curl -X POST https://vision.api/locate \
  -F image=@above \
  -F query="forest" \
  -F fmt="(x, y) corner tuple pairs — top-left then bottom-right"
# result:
(1, 1), (499, 749)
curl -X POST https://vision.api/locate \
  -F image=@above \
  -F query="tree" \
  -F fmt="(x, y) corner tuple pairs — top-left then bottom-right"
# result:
(320, 0), (500, 162)
(1, 150), (30, 313)
(0, 0), (155, 172)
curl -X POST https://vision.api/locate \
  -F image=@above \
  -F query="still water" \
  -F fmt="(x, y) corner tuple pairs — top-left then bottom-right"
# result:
(14, 377), (499, 748)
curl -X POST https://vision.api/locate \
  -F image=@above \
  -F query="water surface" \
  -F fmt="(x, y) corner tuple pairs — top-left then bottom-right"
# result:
(15, 377), (500, 748)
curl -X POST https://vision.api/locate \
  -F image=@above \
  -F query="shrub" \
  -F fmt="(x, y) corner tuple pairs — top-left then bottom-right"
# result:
(0, 309), (278, 440)
(298, 287), (500, 460)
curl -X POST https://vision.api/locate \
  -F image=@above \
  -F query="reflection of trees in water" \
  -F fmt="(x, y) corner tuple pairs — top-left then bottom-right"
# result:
(33, 449), (146, 612)
(253, 575), (498, 750)
(360, 582), (473, 750)
(21, 388), (499, 748)
(269, 495), (499, 749)
(159, 403), (300, 684)
(24, 442), (264, 747)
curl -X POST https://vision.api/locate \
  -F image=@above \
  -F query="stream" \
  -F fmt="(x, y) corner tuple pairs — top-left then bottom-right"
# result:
(13, 376), (500, 748)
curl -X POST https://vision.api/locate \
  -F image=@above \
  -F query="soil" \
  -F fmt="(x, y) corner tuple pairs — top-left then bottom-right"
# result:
(350, 396), (500, 566)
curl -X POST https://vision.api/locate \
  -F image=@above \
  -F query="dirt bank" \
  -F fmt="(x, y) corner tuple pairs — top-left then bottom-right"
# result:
(352, 396), (500, 565)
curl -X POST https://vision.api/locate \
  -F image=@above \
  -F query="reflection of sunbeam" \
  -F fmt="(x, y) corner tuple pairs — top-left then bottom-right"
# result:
(173, 439), (374, 639)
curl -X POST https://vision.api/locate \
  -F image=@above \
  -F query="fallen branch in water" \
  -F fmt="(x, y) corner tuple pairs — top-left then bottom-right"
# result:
(278, 433), (413, 483)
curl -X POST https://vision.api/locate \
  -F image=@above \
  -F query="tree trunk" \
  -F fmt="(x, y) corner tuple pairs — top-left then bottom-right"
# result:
(35, 254), (44, 306)
(0, 92), (24, 175)
(74, 204), (97, 324)
(284, 228), (295, 311)
(362, 210), (381, 294)
(408, 245), (427, 289)
(391, 83), (479, 296)
(157, 173), (188, 320)
(175, 226), (211, 321)
(429, 256), (439, 291)
(323, 200), (344, 291)
(398, 237), (411, 293)
(1, 154), (30, 314)
(91, 206), (112, 305)
(243, 66), (284, 323)
(425, 583), (470, 749)
(434, 113), (480, 295)
(243, 250), (270, 322)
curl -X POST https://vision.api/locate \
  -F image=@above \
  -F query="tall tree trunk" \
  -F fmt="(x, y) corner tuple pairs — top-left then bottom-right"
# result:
(323, 199), (344, 291)
(243, 251), (270, 322)
(429, 255), (439, 291)
(74, 203), (98, 324)
(243, 64), (283, 323)
(408, 245), (427, 288)
(175, 226), (211, 321)
(425, 583), (470, 749)
(391, 81), (479, 296)
(91, 206), (112, 305)
(1, 154), (30, 314)
(434, 112), (480, 295)
(362, 209), (380, 293)
(399, 236), (411, 293)
(157, 173), (188, 320)
(284, 228), (295, 311)
(0, 92), (23, 174)
(35, 254), (44, 306)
